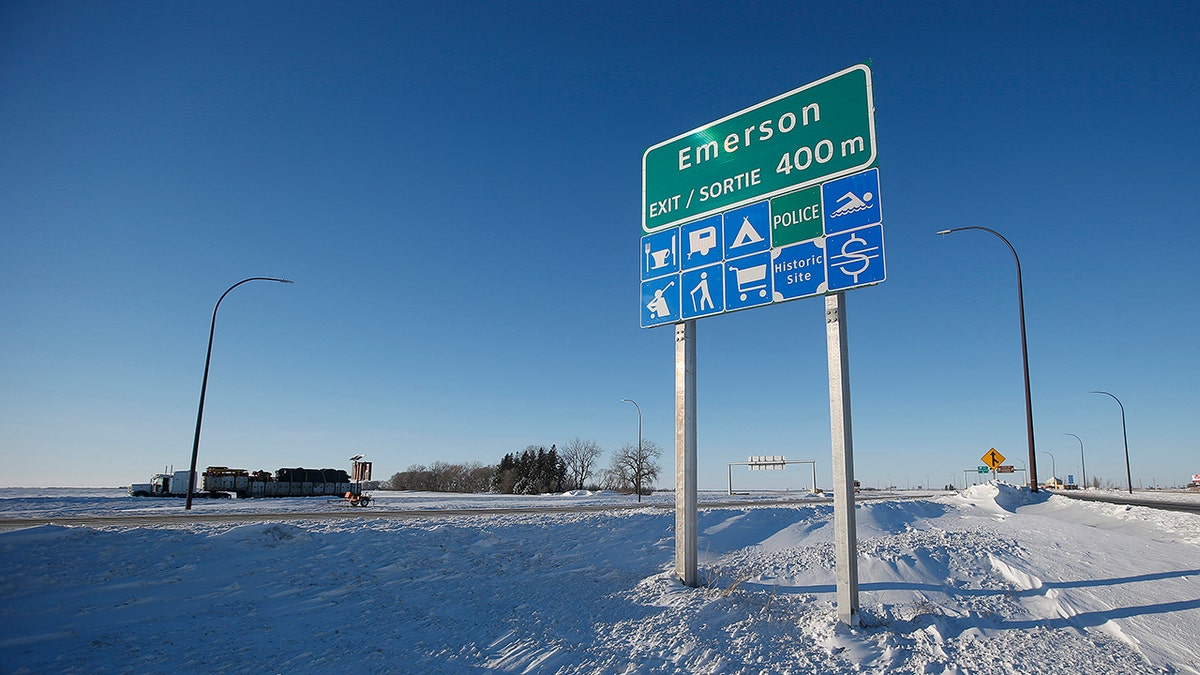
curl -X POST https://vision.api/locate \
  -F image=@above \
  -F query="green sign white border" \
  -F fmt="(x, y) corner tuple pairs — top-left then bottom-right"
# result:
(642, 63), (877, 234)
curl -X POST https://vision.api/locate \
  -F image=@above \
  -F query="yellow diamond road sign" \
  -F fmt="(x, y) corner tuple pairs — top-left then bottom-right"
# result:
(981, 448), (1006, 470)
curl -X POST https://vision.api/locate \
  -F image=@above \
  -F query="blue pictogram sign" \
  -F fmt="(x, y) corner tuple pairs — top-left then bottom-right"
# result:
(641, 228), (679, 281)
(680, 215), (723, 270)
(822, 168), (881, 234)
(723, 201), (771, 258)
(826, 224), (885, 291)
(681, 263), (724, 320)
(641, 275), (680, 327)
(725, 251), (772, 311)
(772, 240), (826, 301)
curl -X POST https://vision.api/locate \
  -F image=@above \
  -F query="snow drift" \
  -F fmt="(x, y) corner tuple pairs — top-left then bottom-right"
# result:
(0, 484), (1197, 673)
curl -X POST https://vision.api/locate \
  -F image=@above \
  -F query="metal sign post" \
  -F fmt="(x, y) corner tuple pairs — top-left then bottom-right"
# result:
(825, 291), (859, 626)
(675, 320), (698, 587)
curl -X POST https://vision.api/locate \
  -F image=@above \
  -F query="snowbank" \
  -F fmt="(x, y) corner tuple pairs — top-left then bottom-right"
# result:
(953, 480), (1051, 512)
(1, 487), (1198, 673)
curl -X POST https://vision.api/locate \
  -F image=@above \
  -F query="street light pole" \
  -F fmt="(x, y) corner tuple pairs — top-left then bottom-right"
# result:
(1041, 451), (1056, 485)
(620, 398), (643, 502)
(1065, 433), (1086, 489)
(1091, 390), (1132, 495)
(186, 277), (293, 510)
(936, 227), (1038, 493)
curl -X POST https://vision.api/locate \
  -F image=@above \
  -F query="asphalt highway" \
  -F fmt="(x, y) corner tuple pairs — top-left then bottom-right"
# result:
(1050, 489), (1200, 515)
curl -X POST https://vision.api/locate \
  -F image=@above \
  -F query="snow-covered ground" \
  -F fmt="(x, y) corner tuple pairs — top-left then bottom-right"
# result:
(1, 484), (1198, 673)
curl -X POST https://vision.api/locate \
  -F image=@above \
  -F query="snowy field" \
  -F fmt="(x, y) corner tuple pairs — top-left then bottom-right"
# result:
(0, 486), (840, 520)
(1, 485), (1198, 674)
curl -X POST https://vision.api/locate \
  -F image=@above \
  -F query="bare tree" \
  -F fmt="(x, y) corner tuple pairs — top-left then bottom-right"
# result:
(560, 437), (603, 490)
(608, 440), (662, 502)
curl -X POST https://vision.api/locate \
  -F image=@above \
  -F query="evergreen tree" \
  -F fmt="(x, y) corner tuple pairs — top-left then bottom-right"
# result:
(489, 445), (569, 494)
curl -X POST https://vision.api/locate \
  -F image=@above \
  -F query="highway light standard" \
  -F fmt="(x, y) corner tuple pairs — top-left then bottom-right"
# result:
(620, 398), (643, 502)
(1065, 433), (1087, 489)
(186, 277), (293, 510)
(936, 227), (1038, 493)
(1041, 451), (1056, 486)
(1091, 390), (1132, 495)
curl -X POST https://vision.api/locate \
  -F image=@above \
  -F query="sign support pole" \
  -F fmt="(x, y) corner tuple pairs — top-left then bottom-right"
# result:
(675, 319), (698, 587)
(825, 292), (859, 626)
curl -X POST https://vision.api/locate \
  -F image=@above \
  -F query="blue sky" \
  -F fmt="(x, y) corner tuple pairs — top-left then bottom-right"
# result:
(2, 1), (1197, 490)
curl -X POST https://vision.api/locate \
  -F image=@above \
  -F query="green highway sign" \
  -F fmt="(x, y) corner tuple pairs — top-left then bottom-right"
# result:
(642, 63), (876, 234)
(978, 466), (990, 474)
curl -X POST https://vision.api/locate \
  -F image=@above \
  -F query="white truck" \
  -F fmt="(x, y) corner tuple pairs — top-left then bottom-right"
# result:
(128, 470), (197, 497)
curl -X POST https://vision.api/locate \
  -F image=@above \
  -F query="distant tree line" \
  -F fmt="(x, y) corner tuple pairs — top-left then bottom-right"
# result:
(385, 437), (663, 498)
(387, 461), (492, 493)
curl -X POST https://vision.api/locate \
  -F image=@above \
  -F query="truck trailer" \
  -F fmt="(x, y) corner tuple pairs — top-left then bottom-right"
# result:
(202, 466), (358, 498)
(129, 466), (361, 499)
